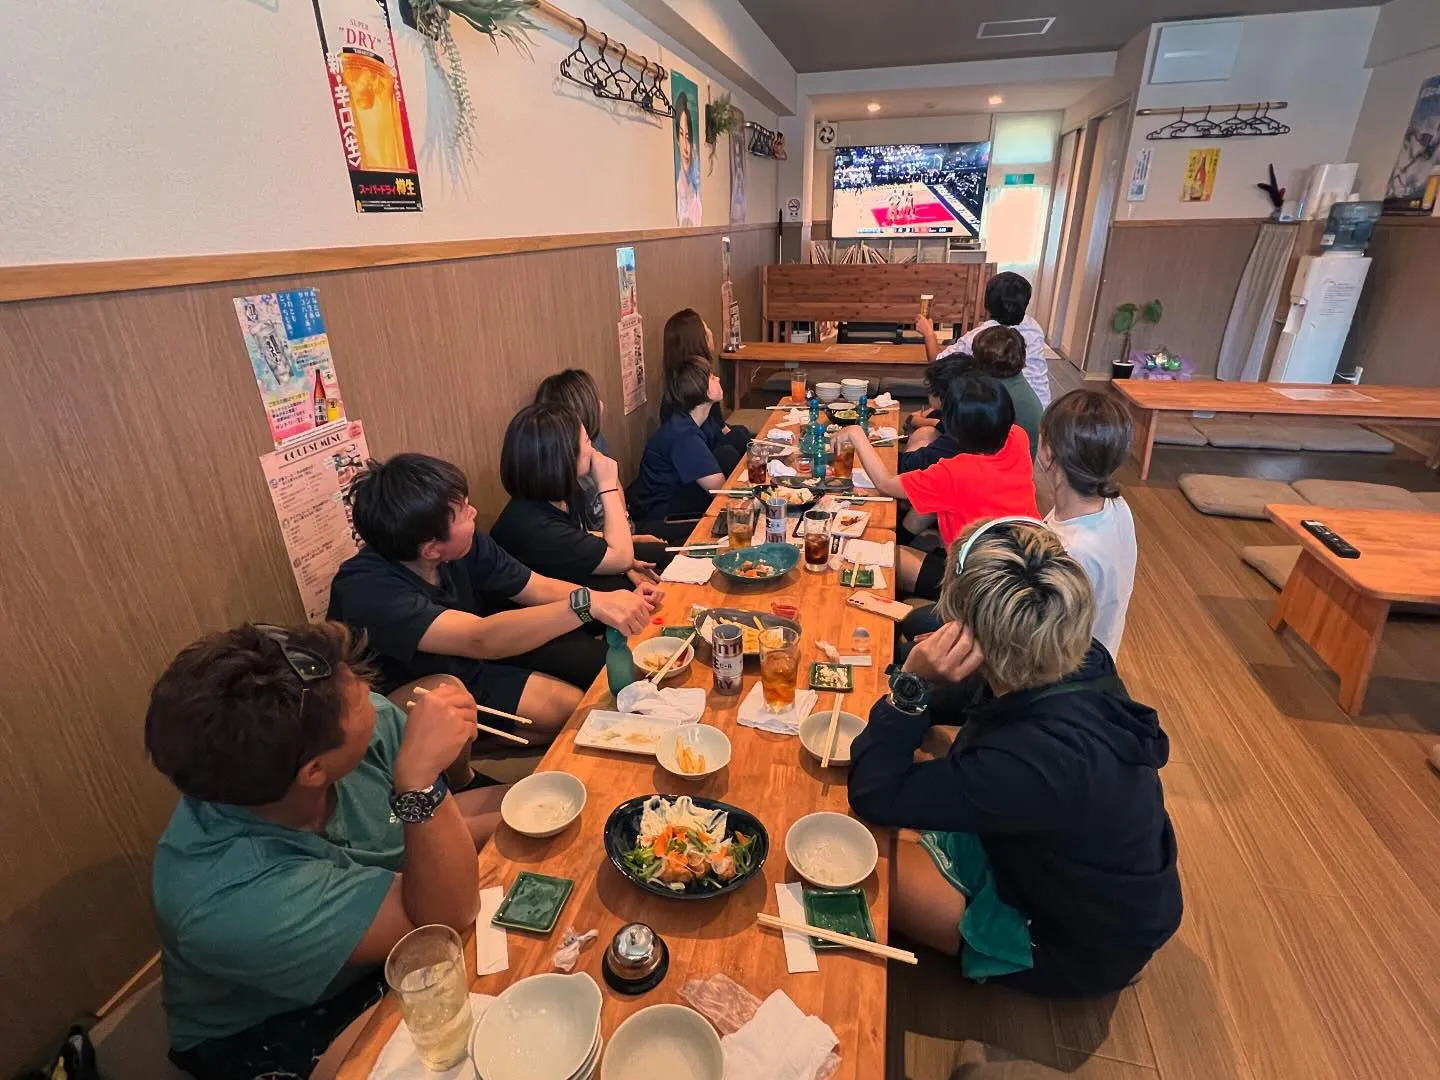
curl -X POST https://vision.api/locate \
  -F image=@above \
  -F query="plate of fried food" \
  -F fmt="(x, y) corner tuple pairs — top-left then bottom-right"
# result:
(692, 607), (801, 658)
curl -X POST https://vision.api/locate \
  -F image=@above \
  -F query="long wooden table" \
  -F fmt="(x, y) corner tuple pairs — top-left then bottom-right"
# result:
(721, 341), (928, 410)
(1265, 503), (1440, 717)
(338, 403), (901, 1078)
(1113, 380), (1440, 480)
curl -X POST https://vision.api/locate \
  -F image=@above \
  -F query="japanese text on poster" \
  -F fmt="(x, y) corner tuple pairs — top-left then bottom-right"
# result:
(721, 235), (741, 352)
(1127, 147), (1152, 202)
(1182, 148), (1219, 203)
(1384, 75), (1440, 214)
(619, 314), (646, 415)
(616, 246), (638, 317)
(260, 421), (370, 622)
(235, 289), (347, 447)
(311, 0), (423, 213)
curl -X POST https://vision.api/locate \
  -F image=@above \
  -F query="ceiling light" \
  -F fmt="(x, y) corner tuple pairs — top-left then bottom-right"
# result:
(988, 95), (1004, 106)
(866, 102), (881, 113)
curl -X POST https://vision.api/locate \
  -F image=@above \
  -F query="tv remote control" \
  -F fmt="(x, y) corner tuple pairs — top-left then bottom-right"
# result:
(1301, 519), (1360, 559)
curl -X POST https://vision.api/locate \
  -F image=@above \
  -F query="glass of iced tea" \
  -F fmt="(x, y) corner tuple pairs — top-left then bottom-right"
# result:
(728, 497), (756, 549)
(831, 438), (855, 480)
(385, 926), (472, 1070)
(747, 441), (770, 486)
(789, 370), (806, 404)
(759, 625), (800, 711)
(801, 509), (830, 573)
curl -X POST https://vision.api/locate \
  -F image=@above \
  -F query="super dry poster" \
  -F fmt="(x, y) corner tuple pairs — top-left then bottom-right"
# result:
(311, 0), (423, 213)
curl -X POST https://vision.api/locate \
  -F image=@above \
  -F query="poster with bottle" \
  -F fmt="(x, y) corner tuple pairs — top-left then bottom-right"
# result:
(1383, 75), (1440, 214)
(616, 246), (638, 317)
(235, 289), (347, 447)
(259, 421), (370, 622)
(311, 0), (423, 212)
(1181, 148), (1219, 202)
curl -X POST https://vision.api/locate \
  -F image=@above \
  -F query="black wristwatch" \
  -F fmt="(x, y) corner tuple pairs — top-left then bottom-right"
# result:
(389, 776), (449, 824)
(885, 663), (931, 715)
(570, 586), (593, 624)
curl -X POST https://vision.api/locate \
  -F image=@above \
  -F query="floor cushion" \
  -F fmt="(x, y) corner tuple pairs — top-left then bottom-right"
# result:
(1241, 545), (1300, 589)
(1153, 414), (1207, 446)
(1193, 417), (1305, 451)
(1413, 490), (1440, 513)
(1285, 421), (1394, 453)
(880, 376), (928, 399)
(1290, 479), (1425, 511)
(1178, 474), (1307, 519)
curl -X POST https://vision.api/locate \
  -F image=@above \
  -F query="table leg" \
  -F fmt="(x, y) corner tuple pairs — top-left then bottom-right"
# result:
(1136, 409), (1159, 481)
(1268, 550), (1390, 716)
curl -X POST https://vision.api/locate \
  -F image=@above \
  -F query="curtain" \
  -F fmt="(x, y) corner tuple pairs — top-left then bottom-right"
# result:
(1216, 223), (1298, 381)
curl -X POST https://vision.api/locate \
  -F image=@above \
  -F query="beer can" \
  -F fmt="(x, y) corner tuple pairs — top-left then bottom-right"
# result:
(764, 495), (788, 545)
(712, 624), (744, 696)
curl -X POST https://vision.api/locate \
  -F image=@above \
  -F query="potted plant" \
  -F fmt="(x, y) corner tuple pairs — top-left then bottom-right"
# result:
(705, 93), (742, 146)
(1110, 299), (1163, 379)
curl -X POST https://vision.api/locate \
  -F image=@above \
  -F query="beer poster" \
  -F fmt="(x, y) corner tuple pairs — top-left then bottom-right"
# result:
(234, 289), (347, 447)
(1383, 75), (1440, 214)
(312, 0), (423, 212)
(1181, 148), (1219, 203)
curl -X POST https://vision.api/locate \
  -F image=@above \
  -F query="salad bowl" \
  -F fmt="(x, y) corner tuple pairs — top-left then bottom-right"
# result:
(603, 794), (769, 901)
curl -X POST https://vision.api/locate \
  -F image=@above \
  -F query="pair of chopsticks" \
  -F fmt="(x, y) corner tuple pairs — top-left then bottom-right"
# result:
(665, 543), (723, 555)
(408, 684), (531, 745)
(756, 913), (917, 965)
(820, 692), (844, 768)
(840, 496), (894, 504)
(649, 629), (697, 683)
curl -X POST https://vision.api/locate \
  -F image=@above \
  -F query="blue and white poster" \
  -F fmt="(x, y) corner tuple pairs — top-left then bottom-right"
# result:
(1384, 75), (1440, 214)
(671, 71), (702, 227)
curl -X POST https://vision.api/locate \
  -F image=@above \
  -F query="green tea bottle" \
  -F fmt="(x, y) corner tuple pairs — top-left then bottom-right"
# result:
(605, 628), (636, 697)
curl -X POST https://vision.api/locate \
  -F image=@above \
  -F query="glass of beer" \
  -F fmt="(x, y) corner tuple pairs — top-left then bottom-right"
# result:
(801, 509), (830, 573)
(830, 438), (855, 480)
(385, 926), (472, 1070)
(759, 625), (800, 711)
(728, 497), (756, 549)
(339, 49), (409, 171)
(747, 441), (770, 486)
(789, 370), (806, 404)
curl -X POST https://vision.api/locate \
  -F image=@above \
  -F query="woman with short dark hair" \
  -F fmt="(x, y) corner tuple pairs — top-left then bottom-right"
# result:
(490, 403), (664, 589)
(662, 308), (751, 472)
(535, 368), (610, 532)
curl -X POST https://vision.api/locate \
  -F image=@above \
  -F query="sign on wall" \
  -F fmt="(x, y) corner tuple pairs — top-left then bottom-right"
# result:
(730, 106), (748, 225)
(671, 71), (703, 227)
(235, 289), (347, 447)
(1383, 75), (1440, 215)
(1127, 147), (1152, 202)
(311, 0), (423, 212)
(1181, 148), (1219, 203)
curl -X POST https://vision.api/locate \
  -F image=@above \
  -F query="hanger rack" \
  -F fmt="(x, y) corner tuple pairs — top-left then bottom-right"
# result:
(1140, 100), (1291, 139)
(532, 0), (676, 116)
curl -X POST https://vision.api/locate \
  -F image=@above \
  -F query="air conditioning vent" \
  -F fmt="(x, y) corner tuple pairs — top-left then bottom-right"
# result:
(976, 17), (1055, 39)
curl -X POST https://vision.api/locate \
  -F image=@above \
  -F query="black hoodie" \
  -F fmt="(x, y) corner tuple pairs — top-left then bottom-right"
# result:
(849, 645), (1182, 997)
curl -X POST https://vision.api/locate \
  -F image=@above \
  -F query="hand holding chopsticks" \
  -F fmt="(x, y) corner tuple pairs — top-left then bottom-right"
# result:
(410, 684), (531, 745)
(756, 913), (918, 965)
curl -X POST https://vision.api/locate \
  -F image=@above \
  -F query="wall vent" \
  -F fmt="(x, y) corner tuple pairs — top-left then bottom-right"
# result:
(976, 17), (1055, 39)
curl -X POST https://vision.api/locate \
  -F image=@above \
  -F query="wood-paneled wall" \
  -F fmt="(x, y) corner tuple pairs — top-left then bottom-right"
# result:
(1084, 218), (1262, 375)
(1344, 217), (1440, 387)
(0, 223), (773, 1071)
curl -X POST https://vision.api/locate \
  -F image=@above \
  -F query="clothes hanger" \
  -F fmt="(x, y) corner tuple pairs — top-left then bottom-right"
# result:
(1146, 106), (1196, 141)
(608, 43), (643, 103)
(1188, 105), (1222, 138)
(585, 32), (626, 100)
(559, 18), (597, 89)
(1217, 103), (1249, 138)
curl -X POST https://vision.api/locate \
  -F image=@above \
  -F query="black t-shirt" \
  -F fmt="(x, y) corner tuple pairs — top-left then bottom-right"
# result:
(490, 499), (609, 586)
(326, 532), (532, 694)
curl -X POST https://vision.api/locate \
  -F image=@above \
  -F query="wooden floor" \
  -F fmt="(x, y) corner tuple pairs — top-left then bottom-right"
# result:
(886, 361), (1440, 1080)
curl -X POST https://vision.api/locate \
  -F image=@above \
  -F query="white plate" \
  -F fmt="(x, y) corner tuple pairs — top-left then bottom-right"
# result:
(574, 710), (678, 756)
(601, 1004), (723, 1080)
(829, 508), (870, 538)
(469, 972), (602, 1080)
(656, 724), (732, 779)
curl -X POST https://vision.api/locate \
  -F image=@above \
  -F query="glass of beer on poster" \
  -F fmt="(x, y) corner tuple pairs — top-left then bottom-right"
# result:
(759, 625), (800, 712)
(339, 48), (409, 171)
(789, 369), (807, 404)
(747, 440), (771, 486)
(801, 509), (830, 572)
(384, 925), (472, 1070)
(728, 497), (756, 549)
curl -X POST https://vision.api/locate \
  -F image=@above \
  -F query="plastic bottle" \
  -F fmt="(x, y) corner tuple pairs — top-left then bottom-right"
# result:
(605, 628), (636, 697)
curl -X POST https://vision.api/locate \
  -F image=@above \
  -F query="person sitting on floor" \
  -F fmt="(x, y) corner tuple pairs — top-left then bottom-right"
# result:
(534, 368), (612, 532)
(328, 453), (656, 742)
(848, 519), (1182, 998)
(149, 622), (505, 1080)
(898, 355), (965, 474)
(491, 403), (669, 590)
(957, 326), (1043, 461)
(662, 307), (752, 472)
(627, 355), (729, 544)
(835, 373), (1038, 600)
(1040, 389), (1137, 657)
(917, 271), (1052, 408)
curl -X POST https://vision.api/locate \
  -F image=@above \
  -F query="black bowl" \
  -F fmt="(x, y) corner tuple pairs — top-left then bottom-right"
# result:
(826, 407), (863, 427)
(603, 795), (769, 900)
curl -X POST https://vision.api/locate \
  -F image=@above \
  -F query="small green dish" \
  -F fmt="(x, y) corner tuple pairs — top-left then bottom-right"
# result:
(809, 662), (854, 691)
(802, 886), (876, 949)
(713, 542), (801, 583)
(839, 566), (875, 588)
(491, 871), (574, 933)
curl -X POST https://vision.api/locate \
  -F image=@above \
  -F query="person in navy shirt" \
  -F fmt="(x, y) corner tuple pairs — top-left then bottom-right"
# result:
(662, 308), (751, 473)
(627, 355), (728, 544)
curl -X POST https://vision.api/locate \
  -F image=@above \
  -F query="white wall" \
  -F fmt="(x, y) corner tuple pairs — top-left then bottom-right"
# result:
(0, 0), (781, 265)
(1117, 8), (1377, 221)
(1348, 0), (1440, 199)
(1062, 29), (1148, 131)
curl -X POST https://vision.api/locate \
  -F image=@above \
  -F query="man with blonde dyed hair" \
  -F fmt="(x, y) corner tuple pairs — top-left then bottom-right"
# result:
(849, 519), (1181, 998)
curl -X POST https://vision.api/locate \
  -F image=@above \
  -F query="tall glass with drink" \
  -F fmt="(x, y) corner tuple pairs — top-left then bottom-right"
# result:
(747, 441), (770, 486)
(801, 510), (830, 573)
(384, 926), (472, 1070)
(758, 625), (800, 712)
(789, 370), (807, 404)
(831, 436), (855, 480)
(727, 497), (756, 549)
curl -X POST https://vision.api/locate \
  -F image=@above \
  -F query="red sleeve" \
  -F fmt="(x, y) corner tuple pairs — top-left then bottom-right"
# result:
(899, 459), (957, 513)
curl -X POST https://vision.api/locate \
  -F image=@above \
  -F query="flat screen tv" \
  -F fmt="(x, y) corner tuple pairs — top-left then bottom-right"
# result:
(831, 141), (991, 239)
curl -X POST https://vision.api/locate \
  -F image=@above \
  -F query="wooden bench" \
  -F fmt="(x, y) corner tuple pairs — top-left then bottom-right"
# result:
(719, 341), (929, 407)
(763, 262), (994, 342)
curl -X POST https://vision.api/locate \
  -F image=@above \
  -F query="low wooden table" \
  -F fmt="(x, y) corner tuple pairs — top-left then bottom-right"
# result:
(721, 341), (927, 409)
(338, 407), (903, 1078)
(1113, 380), (1440, 480)
(1265, 504), (1440, 716)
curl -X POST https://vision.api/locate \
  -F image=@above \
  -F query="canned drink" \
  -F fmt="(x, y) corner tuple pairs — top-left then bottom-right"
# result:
(764, 496), (788, 545)
(711, 624), (744, 696)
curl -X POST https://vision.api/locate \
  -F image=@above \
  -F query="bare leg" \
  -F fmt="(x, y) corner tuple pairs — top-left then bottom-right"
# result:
(515, 673), (583, 740)
(898, 545), (927, 594)
(455, 785), (510, 848)
(891, 830), (966, 956)
(389, 675), (476, 789)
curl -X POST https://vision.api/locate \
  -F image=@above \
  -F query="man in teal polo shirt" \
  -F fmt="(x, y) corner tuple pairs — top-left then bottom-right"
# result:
(147, 622), (506, 1080)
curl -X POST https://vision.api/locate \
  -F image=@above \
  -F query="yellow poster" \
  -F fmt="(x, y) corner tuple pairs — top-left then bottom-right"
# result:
(1182, 148), (1220, 202)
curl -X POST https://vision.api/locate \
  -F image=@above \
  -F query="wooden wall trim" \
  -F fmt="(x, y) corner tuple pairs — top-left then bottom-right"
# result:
(1111, 217), (1269, 229)
(0, 222), (777, 303)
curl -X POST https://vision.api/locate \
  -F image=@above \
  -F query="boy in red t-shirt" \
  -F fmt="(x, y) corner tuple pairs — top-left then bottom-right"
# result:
(837, 373), (1039, 599)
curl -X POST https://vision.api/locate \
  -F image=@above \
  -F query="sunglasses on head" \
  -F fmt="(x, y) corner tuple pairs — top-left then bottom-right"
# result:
(955, 516), (1049, 575)
(254, 624), (334, 684)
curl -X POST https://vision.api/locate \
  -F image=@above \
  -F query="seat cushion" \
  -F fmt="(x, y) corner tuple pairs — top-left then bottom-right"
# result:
(1286, 421), (1394, 453)
(1178, 474), (1306, 519)
(1241, 545), (1301, 590)
(1415, 491), (1440, 513)
(1193, 417), (1304, 450)
(1290, 479), (1425, 511)
(879, 377), (929, 399)
(1154, 414), (1208, 446)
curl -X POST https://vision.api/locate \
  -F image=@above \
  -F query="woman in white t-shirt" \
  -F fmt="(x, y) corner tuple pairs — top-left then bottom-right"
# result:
(1037, 390), (1137, 657)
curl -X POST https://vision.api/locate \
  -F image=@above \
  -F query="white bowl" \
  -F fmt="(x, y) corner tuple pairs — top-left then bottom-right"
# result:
(631, 636), (694, 682)
(501, 771), (586, 838)
(656, 724), (732, 779)
(470, 972), (603, 1080)
(785, 811), (879, 890)
(601, 1004), (724, 1080)
(814, 381), (842, 402)
(841, 381), (868, 403)
(798, 710), (865, 766)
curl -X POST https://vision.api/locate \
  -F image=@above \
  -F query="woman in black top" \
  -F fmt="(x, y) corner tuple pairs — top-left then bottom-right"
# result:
(849, 518), (1181, 998)
(535, 368), (611, 532)
(491, 404), (667, 591)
